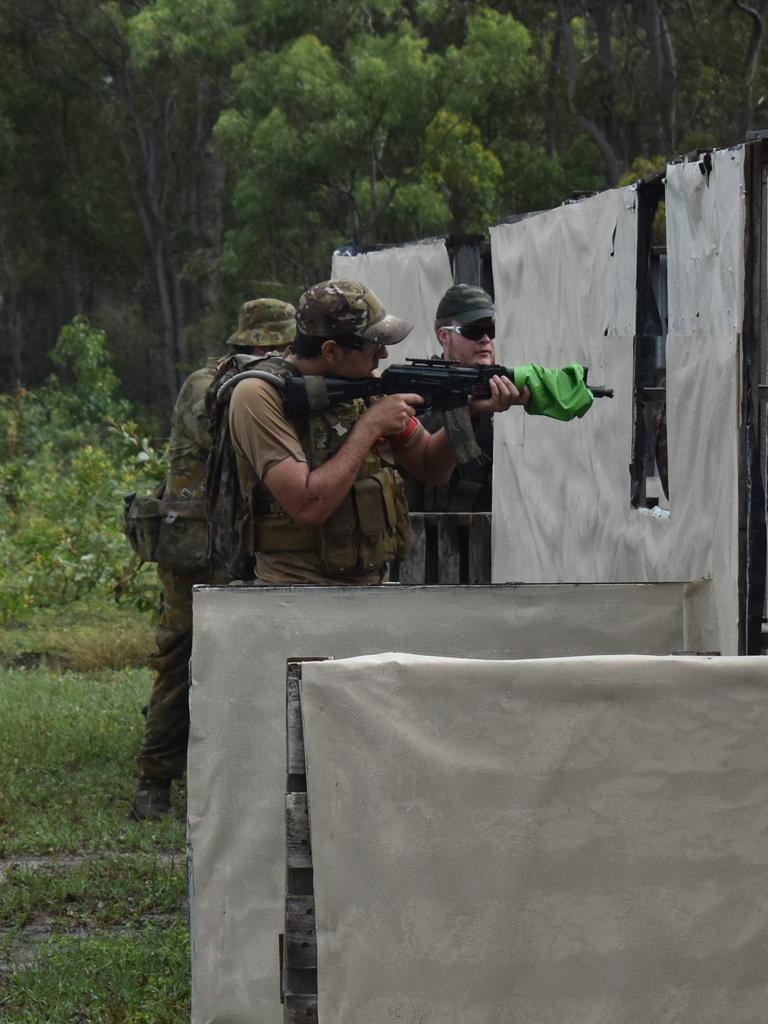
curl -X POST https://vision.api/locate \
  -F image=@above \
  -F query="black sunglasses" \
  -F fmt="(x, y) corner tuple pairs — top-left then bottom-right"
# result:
(337, 336), (386, 352)
(443, 321), (495, 342)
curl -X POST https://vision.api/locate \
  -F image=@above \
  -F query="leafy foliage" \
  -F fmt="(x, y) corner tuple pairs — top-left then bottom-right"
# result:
(0, 318), (162, 623)
(2, 0), (768, 418)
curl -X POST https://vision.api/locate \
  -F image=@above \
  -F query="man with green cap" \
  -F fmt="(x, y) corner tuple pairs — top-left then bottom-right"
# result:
(225, 280), (524, 587)
(130, 298), (296, 821)
(404, 283), (528, 513)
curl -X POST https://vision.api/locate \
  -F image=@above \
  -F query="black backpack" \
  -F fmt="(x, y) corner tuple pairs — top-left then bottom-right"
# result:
(205, 353), (296, 580)
(205, 354), (258, 580)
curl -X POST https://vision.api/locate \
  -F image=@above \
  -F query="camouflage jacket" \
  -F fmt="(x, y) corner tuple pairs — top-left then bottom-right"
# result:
(166, 359), (220, 499)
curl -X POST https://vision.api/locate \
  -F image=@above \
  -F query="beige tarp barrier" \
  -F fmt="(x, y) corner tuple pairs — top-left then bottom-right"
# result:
(331, 240), (453, 364)
(666, 147), (744, 336)
(301, 652), (768, 1024)
(490, 150), (743, 653)
(189, 583), (689, 1023)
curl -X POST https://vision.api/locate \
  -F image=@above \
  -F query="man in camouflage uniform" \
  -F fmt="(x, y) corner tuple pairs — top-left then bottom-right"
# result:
(226, 280), (524, 587)
(131, 298), (297, 821)
(403, 284), (528, 513)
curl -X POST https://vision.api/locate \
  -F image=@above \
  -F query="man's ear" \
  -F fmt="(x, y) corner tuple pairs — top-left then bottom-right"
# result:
(435, 328), (447, 352)
(320, 339), (340, 364)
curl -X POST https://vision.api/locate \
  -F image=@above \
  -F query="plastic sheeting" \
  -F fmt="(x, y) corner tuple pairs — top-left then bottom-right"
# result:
(188, 583), (689, 1024)
(301, 652), (768, 1024)
(666, 148), (745, 336)
(331, 241), (453, 365)
(492, 190), (637, 349)
(490, 154), (744, 654)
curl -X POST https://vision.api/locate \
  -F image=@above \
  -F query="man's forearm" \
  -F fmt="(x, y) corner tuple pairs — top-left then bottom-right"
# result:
(305, 420), (382, 515)
(265, 418), (381, 526)
(396, 426), (456, 485)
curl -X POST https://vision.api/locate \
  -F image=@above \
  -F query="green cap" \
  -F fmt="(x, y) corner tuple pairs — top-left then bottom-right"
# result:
(436, 284), (495, 324)
(296, 280), (413, 346)
(227, 298), (297, 348)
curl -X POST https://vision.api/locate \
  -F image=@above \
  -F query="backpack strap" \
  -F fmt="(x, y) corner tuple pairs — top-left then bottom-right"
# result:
(204, 354), (302, 579)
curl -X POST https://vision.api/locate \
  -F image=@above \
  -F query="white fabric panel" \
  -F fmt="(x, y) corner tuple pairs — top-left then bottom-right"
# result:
(331, 242), (453, 365)
(490, 188), (637, 358)
(189, 583), (687, 1024)
(491, 334), (738, 646)
(666, 148), (745, 335)
(490, 161), (743, 654)
(301, 652), (768, 1024)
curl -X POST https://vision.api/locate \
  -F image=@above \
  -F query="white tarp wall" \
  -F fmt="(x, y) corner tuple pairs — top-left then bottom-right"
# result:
(301, 652), (768, 1024)
(331, 240), (453, 364)
(490, 148), (744, 654)
(188, 582), (688, 1024)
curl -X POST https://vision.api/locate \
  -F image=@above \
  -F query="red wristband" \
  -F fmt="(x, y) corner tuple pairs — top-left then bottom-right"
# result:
(388, 415), (420, 449)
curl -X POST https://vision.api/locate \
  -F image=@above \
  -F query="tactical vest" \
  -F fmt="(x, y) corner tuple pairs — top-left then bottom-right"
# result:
(235, 356), (412, 577)
(402, 409), (493, 513)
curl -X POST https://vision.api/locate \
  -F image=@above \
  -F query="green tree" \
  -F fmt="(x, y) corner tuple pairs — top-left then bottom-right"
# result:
(0, 0), (242, 416)
(0, 318), (162, 622)
(216, 4), (539, 282)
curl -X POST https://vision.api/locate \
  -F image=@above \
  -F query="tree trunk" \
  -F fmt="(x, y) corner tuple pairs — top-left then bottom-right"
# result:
(735, 0), (768, 134)
(0, 226), (23, 389)
(112, 71), (182, 409)
(192, 77), (224, 313)
(643, 0), (678, 154)
(658, 4), (678, 152)
(545, 21), (561, 158)
(559, 0), (622, 185)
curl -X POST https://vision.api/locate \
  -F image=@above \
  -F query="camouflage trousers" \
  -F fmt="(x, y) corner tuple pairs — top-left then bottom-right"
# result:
(136, 563), (216, 782)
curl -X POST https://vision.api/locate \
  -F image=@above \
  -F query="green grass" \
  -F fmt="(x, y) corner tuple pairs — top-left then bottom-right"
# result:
(0, 593), (155, 673)
(0, 667), (185, 856)
(0, 657), (189, 1023)
(0, 923), (190, 1023)
(0, 855), (187, 930)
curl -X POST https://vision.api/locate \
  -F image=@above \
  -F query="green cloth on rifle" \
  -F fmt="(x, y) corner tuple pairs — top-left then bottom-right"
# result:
(513, 363), (594, 421)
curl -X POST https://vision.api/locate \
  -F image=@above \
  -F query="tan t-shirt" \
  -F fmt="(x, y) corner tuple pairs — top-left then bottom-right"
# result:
(229, 376), (416, 586)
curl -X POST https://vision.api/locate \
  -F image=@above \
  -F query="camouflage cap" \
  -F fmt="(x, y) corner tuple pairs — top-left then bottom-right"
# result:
(296, 280), (413, 347)
(436, 284), (495, 325)
(227, 298), (297, 348)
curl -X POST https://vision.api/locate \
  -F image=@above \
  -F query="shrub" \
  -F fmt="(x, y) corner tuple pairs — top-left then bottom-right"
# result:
(0, 317), (164, 623)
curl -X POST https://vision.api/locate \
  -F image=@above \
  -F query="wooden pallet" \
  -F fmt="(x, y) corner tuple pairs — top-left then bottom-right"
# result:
(282, 660), (318, 1022)
(393, 512), (491, 585)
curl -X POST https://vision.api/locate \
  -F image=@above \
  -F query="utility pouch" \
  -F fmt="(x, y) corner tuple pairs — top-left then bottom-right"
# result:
(123, 484), (165, 563)
(318, 493), (357, 572)
(354, 474), (391, 573)
(373, 468), (411, 562)
(354, 476), (388, 538)
(124, 485), (209, 571)
(154, 494), (209, 572)
(389, 471), (412, 561)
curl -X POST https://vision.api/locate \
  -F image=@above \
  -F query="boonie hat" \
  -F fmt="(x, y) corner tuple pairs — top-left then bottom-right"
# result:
(436, 284), (495, 325)
(227, 298), (297, 348)
(296, 280), (413, 346)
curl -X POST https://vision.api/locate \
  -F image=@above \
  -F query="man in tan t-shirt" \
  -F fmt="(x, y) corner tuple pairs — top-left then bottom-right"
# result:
(228, 279), (525, 585)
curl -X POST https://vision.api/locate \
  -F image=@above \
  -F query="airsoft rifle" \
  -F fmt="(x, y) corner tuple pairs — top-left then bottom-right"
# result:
(218, 357), (613, 420)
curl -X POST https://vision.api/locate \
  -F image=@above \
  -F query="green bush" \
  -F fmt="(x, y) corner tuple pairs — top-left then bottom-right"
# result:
(0, 317), (164, 623)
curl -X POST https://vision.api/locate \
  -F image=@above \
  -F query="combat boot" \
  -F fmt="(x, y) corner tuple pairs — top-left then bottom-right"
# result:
(130, 777), (172, 821)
